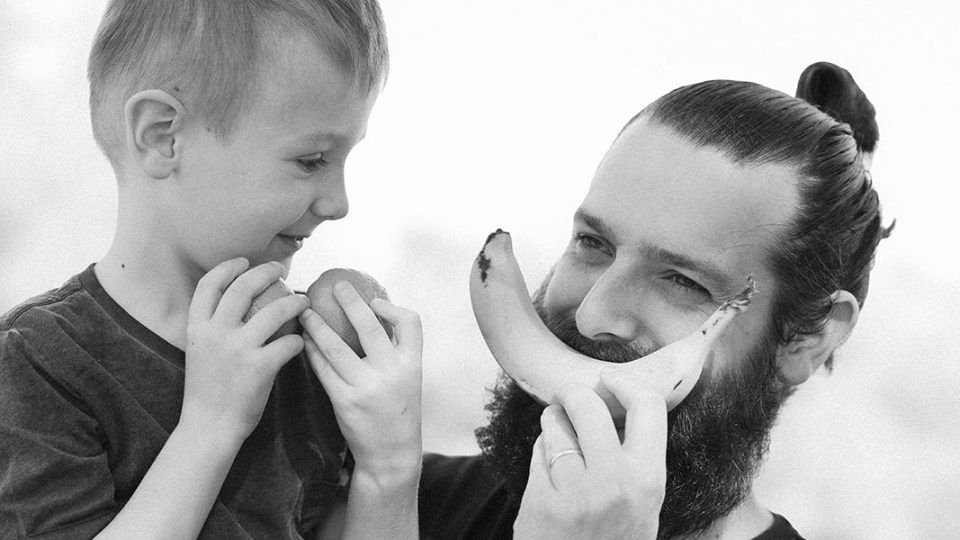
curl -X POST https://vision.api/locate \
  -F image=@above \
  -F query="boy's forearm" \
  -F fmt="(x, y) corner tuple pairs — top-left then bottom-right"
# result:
(339, 465), (420, 540)
(93, 421), (243, 539)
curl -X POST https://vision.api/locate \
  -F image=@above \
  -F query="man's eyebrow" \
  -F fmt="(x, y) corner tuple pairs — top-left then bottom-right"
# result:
(574, 208), (619, 244)
(574, 208), (732, 290)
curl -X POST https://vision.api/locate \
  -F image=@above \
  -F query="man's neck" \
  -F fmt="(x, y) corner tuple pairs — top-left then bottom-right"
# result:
(676, 492), (773, 540)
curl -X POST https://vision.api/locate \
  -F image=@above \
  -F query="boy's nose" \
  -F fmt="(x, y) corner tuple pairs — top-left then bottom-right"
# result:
(574, 264), (647, 344)
(310, 171), (349, 221)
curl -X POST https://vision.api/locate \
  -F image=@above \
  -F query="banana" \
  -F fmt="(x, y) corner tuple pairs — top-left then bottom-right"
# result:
(469, 229), (754, 419)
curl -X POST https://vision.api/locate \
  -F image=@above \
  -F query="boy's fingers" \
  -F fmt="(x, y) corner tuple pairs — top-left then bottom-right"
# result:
(190, 257), (249, 322)
(370, 298), (422, 361)
(260, 333), (305, 371)
(332, 282), (393, 359)
(215, 262), (285, 322)
(243, 294), (309, 344)
(302, 334), (350, 396)
(299, 309), (363, 384)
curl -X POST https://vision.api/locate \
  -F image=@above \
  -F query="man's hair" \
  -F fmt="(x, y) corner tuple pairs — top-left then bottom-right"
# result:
(631, 79), (891, 369)
(87, 0), (389, 166)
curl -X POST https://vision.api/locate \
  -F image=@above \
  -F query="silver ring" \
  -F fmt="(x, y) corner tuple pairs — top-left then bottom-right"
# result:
(548, 448), (584, 470)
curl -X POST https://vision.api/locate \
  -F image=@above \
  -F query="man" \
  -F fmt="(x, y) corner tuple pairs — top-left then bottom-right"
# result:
(419, 65), (888, 539)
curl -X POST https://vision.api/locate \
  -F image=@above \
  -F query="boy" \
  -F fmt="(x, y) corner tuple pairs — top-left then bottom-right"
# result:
(0, 1), (422, 538)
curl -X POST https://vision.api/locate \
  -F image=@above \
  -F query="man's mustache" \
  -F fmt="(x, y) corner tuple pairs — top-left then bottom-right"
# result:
(544, 312), (651, 365)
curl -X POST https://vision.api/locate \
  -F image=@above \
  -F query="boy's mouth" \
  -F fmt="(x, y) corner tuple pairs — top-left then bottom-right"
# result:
(277, 234), (307, 250)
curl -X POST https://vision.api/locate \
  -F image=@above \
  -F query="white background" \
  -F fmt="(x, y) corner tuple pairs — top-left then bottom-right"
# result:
(2, 1), (958, 538)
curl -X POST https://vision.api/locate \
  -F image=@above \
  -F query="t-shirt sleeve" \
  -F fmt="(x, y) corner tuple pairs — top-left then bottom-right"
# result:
(0, 329), (118, 539)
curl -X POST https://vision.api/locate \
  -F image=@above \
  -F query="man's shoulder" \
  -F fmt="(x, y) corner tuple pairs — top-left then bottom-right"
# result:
(754, 512), (805, 540)
(419, 453), (518, 540)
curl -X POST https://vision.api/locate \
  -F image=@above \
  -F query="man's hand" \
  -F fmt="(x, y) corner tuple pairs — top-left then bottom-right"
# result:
(180, 258), (309, 443)
(514, 373), (668, 540)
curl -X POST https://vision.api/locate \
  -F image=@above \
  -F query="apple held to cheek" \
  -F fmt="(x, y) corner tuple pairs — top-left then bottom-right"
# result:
(245, 268), (392, 354)
(242, 278), (300, 339)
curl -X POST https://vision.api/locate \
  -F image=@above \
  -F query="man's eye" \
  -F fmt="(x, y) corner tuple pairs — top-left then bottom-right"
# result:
(296, 155), (329, 172)
(668, 273), (709, 296)
(575, 234), (605, 251)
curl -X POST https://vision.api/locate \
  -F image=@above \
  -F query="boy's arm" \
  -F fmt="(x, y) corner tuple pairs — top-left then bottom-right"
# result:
(301, 287), (423, 540)
(96, 259), (308, 538)
(93, 421), (243, 538)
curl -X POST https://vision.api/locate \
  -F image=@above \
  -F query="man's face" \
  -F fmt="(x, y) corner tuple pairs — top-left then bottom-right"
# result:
(543, 117), (799, 382)
(477, 118), (803, 537)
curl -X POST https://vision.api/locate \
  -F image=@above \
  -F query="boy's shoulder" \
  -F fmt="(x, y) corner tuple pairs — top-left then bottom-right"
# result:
(1, 269), (86, 334)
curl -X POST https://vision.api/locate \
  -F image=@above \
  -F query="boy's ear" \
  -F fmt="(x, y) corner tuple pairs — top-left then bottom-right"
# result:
(124, 90), (186, 180)
(775, 290), (860, 386)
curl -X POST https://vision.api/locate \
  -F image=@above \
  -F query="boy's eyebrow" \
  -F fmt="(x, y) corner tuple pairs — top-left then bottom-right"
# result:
(299, 130), (367, 147)
(574, 208), (733, 290)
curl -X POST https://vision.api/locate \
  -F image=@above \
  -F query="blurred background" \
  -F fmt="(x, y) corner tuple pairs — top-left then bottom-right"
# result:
(2, 1), (958, 538)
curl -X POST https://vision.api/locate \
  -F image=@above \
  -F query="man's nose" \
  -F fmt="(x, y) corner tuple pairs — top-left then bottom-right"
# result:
(574, 263), (647, 343)
(310, 168), (349, 221)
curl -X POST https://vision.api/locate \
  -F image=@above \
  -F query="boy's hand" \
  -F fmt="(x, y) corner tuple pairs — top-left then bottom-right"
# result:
(300, 282), (423, 485)
(181, 258), (309, 443)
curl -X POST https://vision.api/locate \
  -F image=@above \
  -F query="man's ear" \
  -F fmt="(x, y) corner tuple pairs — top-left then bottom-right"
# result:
(775, 290), (860, 385)
(124, 90), (186, 179)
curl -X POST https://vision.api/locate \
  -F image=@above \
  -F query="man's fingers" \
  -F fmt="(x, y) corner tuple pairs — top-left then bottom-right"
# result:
(369, 298), (422, 361)
(554, 382), (621, 470)
(523, 434), (556, 492)
(601, 372), (668, 466)
(215, 261), (286, 322)
(299, 308), (363, 384)
(189, 257), (249, 323)
(540, 405), (585, 490)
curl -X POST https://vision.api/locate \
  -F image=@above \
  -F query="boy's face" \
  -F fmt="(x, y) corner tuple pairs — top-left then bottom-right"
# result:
(170, 34), (377, 274)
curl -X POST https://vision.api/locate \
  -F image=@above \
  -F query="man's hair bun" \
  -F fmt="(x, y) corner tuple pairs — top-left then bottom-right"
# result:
(796, 61), (879, 153)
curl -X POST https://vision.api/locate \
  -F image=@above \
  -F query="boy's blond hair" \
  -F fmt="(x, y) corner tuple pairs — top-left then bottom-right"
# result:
(88, 0), (389, 167)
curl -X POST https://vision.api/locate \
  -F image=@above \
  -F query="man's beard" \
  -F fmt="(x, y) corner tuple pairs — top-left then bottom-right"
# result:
(475, 275), (795, 539)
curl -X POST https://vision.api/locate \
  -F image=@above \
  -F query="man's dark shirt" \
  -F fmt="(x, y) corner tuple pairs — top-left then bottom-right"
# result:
(419, 453), (805, 540)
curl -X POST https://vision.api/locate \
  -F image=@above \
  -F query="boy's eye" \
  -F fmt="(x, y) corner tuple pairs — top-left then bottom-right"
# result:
(296, 155), (329, 173)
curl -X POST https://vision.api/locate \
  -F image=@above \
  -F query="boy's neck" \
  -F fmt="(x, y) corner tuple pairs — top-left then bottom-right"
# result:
(96, 238), (198, 351)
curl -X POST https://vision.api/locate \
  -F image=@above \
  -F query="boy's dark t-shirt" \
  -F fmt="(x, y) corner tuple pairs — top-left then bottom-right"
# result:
(0, 265), (348, 539)
(418, 453), (805, 540)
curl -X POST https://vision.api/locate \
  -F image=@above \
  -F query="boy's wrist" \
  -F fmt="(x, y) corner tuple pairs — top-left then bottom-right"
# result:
(172, 412), (248, 455)
(350, 455), (422, 495)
